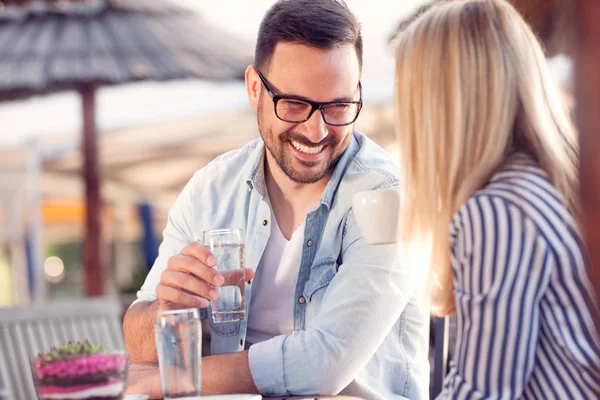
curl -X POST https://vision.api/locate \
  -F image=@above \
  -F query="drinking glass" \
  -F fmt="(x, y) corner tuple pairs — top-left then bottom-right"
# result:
(203, 228), (246, 323)
(154, 308), (202, 399)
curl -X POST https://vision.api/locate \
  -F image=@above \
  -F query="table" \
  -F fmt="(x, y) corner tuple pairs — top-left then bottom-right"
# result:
(266, 397), (361, 399)
(127, 364), (363, 400)
(144, 396), (360, 399)
(145, 395), (362, 399)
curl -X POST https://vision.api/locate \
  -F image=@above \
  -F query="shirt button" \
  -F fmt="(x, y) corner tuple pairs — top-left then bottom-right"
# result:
(240, 339), (244, 346)
(298, 296), (306, 304)
(247, 280), (252, 285)
(306, 239), (313, 247)
(262, 219), (268, 226)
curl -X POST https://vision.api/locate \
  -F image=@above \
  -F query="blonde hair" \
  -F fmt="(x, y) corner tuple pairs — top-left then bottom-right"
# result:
(393, 0), (580, 315)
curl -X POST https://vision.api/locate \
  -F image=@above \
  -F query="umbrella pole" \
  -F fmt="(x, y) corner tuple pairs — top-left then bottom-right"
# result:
(573, 0), (600, 330)
(81, 83), (106, 297)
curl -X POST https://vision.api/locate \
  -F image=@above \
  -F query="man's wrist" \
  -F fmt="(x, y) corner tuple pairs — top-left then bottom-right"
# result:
(148, 300), (160, 321)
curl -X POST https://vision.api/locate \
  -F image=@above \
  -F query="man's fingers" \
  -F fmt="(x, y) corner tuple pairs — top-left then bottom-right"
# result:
(244, 268), (255, 281)
(160, 270), (219, 301)
(168, 254), (224, 286)
(156, 284), (210, 308)
(180, 241), (217, 267)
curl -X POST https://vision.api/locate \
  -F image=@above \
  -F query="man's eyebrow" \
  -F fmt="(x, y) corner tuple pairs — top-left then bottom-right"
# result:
(329, 95), (356, 102)
(277, 92), (357, 103)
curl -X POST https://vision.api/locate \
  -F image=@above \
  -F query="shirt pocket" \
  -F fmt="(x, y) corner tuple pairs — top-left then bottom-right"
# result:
(303, 258), (338, 303)
(210, 321), (240, 337)
(208, 303), (241, 337)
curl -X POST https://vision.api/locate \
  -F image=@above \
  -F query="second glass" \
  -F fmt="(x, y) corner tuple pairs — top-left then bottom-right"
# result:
(155, 308), (202, 399)
(203, 228), (246, 323)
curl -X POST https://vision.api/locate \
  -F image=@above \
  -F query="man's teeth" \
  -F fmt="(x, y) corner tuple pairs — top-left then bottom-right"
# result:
(291, 140), (325, 155)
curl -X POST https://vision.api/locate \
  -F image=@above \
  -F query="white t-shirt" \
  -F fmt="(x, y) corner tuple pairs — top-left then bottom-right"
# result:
(245, 210), (304, 345)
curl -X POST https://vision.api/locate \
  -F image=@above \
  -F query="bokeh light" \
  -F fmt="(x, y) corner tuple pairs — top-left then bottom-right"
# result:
(44, 256), (65, 283)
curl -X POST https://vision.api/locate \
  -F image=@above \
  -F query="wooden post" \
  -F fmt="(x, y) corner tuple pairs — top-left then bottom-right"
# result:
(81, 83), (106, 296)
(27, 144), (46, 303)
(573, 0), (600, 329)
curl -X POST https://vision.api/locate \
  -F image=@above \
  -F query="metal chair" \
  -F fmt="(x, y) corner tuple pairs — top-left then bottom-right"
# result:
(0, 297), (124, 400)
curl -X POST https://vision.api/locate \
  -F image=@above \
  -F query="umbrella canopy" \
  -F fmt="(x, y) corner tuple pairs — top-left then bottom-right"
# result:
(0, 0), (253, 298)
(0, 0), (253, 100)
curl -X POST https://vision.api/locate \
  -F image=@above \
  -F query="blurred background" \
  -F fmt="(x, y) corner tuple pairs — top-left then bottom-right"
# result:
(0, 0), (580, 307)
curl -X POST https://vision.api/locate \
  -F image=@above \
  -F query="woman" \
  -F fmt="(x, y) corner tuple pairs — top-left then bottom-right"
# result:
(392, 0), (600, 398)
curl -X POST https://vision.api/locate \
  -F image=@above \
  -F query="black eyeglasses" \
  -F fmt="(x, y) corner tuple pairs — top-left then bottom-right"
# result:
(256, 69), (363, 126)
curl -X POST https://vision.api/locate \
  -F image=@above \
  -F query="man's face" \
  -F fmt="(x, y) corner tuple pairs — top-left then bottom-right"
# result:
(248, 43), (361, 184)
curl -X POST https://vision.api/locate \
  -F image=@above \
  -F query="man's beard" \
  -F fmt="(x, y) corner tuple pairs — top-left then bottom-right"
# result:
(257, 103), (347, 184)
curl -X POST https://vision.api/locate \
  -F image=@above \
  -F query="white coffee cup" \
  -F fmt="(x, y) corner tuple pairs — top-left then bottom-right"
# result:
(351, 188), (401, 245)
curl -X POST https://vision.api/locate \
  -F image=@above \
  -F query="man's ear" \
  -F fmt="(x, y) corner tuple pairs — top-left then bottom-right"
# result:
(245, 65), (261, 110)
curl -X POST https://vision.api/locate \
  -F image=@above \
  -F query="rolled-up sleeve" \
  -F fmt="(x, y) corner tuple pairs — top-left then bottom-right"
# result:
(248, 209), (425, 396)
(248, 335), (287, 395)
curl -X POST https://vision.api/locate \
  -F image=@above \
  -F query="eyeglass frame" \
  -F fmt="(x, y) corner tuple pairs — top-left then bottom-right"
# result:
(255, 68), (363, 126)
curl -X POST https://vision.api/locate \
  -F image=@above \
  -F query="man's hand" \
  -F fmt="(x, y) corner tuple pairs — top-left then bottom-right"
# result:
(157, 242), (254, 310)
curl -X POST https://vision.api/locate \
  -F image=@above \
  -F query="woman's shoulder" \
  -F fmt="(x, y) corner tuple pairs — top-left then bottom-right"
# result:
(450, 152), (581, 255)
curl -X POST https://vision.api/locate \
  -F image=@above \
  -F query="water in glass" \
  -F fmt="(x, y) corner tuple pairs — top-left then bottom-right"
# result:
(211, 243), (246, 323)
(155, 310), (202, 399)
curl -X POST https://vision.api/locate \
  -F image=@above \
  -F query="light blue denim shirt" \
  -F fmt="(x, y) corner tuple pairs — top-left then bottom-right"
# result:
(136, 131), (430, 399)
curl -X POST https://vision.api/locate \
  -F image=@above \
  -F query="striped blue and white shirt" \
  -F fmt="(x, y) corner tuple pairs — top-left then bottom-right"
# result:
(439, 152), (600, 399)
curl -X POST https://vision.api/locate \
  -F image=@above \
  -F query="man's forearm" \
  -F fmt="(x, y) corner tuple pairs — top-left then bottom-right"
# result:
(126, 352), (258, 398)
(123, 300), (159, 363)
(202, 351), (259, 395)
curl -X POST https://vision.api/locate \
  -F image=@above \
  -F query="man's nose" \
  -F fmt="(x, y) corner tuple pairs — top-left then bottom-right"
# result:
(299, 108), (329, 144)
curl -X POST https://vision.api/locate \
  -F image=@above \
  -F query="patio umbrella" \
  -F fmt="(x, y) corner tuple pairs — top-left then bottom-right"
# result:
(0, 0), (253, 297)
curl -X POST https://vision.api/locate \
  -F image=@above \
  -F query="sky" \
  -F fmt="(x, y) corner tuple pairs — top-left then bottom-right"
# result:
(0, 0), (429, 150)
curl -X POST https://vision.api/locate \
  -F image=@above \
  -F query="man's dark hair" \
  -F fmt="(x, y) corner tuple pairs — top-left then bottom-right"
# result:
(255, 0), (362, 72)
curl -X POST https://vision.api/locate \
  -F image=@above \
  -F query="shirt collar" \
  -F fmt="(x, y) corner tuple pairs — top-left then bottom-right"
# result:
(319, 131), (359, 209)
(246, 139), (268, 197)
(488, 150), (540, 183)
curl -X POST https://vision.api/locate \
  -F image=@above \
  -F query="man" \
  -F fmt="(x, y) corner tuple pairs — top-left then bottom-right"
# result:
(123, 1), (429, 398)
